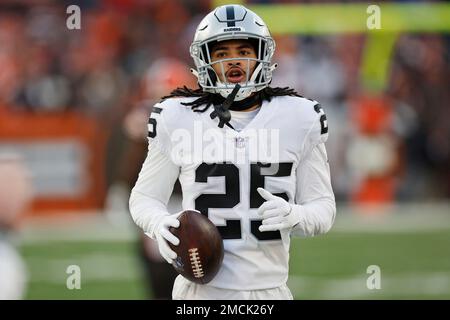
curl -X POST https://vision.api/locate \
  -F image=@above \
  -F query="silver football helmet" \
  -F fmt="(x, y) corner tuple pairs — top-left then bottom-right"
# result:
(190, 5), (277, 101)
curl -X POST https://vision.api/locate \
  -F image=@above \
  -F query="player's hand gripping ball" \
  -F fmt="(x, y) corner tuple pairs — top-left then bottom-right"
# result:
(169, 210), (224, 284)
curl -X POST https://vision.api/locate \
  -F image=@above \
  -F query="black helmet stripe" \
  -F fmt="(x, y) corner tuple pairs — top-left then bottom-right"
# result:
(226, 5), (235, 27)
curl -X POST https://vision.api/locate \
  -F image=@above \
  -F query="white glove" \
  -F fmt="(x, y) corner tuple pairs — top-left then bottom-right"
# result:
(152, 209), (202, 264)
(153, 212), (181, 264)
(257, 188), (301, 232)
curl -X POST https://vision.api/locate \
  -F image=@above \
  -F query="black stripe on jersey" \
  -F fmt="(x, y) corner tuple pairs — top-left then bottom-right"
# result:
(226, 6), (235, 27)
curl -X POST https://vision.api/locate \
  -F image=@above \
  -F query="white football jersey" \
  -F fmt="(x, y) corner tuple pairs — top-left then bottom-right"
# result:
(130, 95), (334, 290)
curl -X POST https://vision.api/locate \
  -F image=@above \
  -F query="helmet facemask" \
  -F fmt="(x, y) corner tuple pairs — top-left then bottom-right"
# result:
(190, 35), (276, 101)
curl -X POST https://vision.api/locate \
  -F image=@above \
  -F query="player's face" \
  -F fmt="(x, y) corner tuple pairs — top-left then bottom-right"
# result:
(210, 39), (257, 84)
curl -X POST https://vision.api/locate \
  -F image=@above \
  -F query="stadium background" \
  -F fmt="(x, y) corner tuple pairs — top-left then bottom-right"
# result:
(0, 0), (449, 299)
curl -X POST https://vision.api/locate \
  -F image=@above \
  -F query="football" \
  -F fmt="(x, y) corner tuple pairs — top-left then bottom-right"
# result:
(169, 210), (224, 284)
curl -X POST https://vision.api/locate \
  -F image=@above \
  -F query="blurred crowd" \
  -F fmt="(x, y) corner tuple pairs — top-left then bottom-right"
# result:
(0, 0), (449, 202)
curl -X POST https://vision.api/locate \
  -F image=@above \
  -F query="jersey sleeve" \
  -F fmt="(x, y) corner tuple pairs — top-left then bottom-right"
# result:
(302, 103), (329, 159)
(292, 142), (336, 237)
(129, 101), (180, 239)
(147, 102), (172, 157)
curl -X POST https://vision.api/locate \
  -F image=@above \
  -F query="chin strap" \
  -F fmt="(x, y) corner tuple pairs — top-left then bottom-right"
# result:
(210, 84), (240, 128)
(229, 92), (261, 111)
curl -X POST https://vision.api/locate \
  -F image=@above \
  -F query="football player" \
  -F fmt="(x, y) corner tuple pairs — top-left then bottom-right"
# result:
(129, 5), (336, 300)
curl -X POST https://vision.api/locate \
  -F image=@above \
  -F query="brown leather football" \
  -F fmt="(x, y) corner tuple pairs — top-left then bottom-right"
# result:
(169, 210), (224, 284)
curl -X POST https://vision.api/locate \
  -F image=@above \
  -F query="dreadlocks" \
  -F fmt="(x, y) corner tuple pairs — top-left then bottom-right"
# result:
(160, 86), (303, 113)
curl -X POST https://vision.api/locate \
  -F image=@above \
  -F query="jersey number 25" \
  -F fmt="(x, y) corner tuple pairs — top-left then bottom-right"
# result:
(194, 162), (293, 241)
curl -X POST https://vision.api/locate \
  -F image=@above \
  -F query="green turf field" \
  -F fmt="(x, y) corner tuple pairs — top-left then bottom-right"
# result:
(19, 209), (450, 299)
